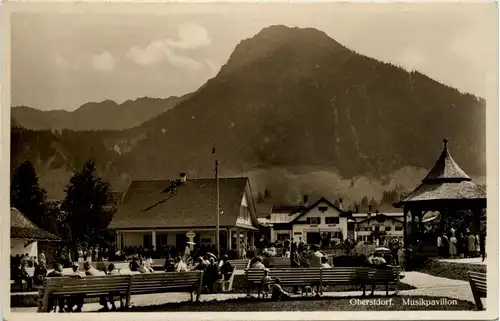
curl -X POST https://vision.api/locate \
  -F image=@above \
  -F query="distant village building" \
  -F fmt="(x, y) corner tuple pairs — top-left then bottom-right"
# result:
(10, 207), (60, 259)
(265, 197), (352, 244)
(352, 208), (404, 242)
(108, 174), (259, 252)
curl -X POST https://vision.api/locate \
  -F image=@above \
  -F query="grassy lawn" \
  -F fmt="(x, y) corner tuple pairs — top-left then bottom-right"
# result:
(417, 259), (486, 281)
(123, 295), (475, 312)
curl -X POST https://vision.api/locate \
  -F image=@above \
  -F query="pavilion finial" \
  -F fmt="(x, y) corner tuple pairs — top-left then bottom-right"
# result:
(443, 138), (448, 150)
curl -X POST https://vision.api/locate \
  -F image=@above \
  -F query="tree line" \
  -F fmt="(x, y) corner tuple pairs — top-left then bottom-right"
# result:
(10, 159), (116, 251)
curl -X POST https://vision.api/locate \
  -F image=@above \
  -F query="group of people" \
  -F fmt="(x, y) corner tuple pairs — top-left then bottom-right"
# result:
(437, 229), (486, 260)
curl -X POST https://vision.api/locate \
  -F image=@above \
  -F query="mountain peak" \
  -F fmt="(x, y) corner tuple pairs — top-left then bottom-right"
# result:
(220, 25), (348, 75)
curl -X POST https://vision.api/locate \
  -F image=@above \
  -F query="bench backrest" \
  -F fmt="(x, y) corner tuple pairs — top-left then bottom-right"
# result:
(468, 271), (486, 310)
(246, 268), (321, 283)
(130, 271), (203, 294)
(270, 257), (291, 268)
(246, 266), (401, 284)
(45, 275), (131, 296)
(229, 260), (250, 270)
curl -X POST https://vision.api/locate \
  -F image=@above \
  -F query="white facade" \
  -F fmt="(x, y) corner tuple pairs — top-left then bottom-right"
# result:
(355, 213), (404, 242)
(291, 200), (348, 244)
(11, 239), (38, 258)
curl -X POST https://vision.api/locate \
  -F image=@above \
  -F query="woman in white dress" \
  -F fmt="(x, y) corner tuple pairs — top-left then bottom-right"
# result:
(449, 233), (458, 258)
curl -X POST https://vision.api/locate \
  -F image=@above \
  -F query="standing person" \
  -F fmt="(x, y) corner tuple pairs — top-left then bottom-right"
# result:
(260, 269), (272, 298)
(437, 234), (443, 258)
(442, 233), (450, 258)
(479, 230), (486, 262)
(33, 260), (48, 287)
(39, 252), (46, 266)
(449, 232), (457, 259)
(475, 233), (481, 257)
(467, 232), (476, 258)
(397, 244), (405, 271)
(184, 244), (191, 261)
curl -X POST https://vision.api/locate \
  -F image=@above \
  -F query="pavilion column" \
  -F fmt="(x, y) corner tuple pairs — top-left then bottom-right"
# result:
(236, 229), (241, 257)
(227, 229), (232, 250)
(151, 230), (156, 250)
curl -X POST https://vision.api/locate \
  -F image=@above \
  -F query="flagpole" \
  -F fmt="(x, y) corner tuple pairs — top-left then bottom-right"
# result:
(213, 142), (220, 256)
(216, 159), (220, 256)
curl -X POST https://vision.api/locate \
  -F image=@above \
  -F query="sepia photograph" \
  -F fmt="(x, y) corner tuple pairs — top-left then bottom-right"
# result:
(3, 1), (498, 319)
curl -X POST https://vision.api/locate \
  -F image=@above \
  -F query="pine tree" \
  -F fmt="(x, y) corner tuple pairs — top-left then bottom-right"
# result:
(62, 159), (112, 249)
(10, 161), (47, 227)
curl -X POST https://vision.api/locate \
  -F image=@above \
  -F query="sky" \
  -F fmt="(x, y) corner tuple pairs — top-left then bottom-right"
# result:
(10, 2), (498, 111)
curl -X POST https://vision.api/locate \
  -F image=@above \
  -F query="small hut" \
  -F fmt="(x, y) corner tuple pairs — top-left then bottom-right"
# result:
(10, 207), (60, 260)
(394, 139), (486, 256)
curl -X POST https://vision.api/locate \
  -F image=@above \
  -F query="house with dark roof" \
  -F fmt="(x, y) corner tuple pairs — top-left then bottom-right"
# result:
(10, 207), (60, 258)
(108, 174), (259, 252)
(266, 197), (353, 245)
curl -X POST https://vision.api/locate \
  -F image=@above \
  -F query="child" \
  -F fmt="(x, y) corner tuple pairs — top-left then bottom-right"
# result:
(271, 277), (290, 301)
(260, 269), (272, 298)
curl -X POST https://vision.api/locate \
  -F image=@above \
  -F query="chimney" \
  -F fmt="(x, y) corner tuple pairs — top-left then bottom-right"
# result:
(375, 209), (379, 216)
(179, 173), (187, 183)
(338, 198), (343, 210)
(303, 195), (309, 207)
(355, 205), (359, 213)
(368, 205), (372, 217)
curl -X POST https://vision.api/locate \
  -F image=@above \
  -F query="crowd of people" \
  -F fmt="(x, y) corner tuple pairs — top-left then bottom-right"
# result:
(436, 229), (486, 261)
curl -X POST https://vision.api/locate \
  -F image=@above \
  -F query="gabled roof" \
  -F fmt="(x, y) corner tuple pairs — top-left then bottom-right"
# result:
(290, 197), (349, 223)
(356, 213), (403, 225)
(108, 177), (255, 229)
(422, 139), (471, 183)
(11, 207), (60, 241)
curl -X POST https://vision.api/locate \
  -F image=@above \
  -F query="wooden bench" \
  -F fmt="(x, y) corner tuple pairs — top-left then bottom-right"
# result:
(245, 266), (401, 297)
(269, 257), (291, 269)
(468, 271), (486, 310)
(37, 271), (204, 312)
(321, 266), (401, 296)
(229, 259), (251, 270)
(246, 268), (321, 296)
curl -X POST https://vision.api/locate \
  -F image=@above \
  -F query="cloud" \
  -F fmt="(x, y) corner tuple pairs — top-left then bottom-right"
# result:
(92, 51), (115, 71)
(127, 41), (203, 71)
(167, 23), (212, 49)
(126, 23), (210, 71)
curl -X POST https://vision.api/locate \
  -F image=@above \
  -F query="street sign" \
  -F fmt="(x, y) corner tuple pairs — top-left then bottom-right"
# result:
(186, 231), (196, 238)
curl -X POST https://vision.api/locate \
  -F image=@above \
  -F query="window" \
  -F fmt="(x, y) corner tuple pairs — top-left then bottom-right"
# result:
(325, 217), (340, 225)
(318, 206), (328, 213)
(307, 217), (321, 225)
(385, 226), (392, 231)
(395, 225), (403, 231)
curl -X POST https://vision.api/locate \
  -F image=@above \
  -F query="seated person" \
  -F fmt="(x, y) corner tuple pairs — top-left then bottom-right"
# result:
(271, 277), (290, 301)
(251, 257), (266, 269)
(260, 269), (272, 298)
(33, 261), (48, 287)
(65, 263), (84, 312)
(320, 256), (332, 268)
(129, 257), (140, 272)
(220, 255), (234, 281)
(164, 258), (176, 272)
(46, 264), (66, 312)
(175, 256), (189, 272)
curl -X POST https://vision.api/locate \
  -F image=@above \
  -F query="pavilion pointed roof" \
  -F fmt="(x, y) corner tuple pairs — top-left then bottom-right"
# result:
(394, 139), (486, 209)
(421, 139), (471, 183)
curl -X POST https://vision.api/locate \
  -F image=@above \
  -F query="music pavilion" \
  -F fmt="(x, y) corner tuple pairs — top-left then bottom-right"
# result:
(108, 174), (259, 253)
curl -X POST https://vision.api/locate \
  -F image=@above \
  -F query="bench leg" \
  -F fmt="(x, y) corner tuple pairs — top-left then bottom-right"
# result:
(386, 283), (389, 296)
(361, 285), (366, 297)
